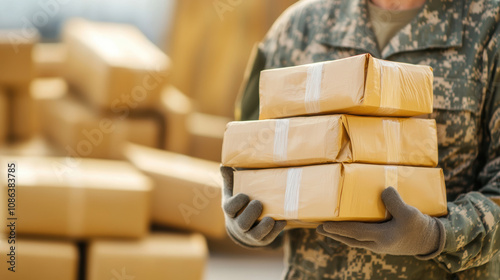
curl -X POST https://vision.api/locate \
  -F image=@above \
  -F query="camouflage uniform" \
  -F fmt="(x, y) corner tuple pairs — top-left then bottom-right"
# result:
(236, 0), (500, 279)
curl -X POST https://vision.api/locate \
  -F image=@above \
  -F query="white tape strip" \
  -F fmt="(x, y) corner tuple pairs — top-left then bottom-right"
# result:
(379, 60), (401, 109)
(384, 166), (398, 219)
(273, 119), (290, 162)
(383, 119), (401, 164)
(284, 168), (302, 219)
(304, 63), (323, 114)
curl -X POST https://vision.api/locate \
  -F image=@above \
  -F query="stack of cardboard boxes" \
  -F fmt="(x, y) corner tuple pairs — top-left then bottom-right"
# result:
(222, 54), (448, 226)
(0, 157), (208, 280)
(0, 19), (233, 280)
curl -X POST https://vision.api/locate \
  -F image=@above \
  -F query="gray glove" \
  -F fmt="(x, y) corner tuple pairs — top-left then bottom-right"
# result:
(221, 165), (286, 248)
(316, 187), (446, 259)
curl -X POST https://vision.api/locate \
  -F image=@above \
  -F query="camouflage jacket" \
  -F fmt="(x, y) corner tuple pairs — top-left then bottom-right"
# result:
(236, 0), (500, 279)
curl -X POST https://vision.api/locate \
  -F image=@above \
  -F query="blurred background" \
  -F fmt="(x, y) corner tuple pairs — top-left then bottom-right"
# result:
(0, 1), (297, 279)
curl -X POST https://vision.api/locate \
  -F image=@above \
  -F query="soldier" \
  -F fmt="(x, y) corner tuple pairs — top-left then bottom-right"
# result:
(221, 0), (500, 279)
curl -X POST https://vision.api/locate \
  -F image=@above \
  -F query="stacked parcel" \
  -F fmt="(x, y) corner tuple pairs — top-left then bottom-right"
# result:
(222, 54), (447, 225)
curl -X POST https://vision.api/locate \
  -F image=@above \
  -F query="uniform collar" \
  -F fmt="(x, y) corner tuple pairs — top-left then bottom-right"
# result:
(319, 0), (464, 59)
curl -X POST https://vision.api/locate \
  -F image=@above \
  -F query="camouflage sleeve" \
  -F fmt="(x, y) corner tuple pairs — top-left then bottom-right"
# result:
(430, 31), (500, 274)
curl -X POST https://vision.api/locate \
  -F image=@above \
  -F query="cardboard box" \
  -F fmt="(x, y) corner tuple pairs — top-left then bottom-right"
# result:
(259, 53), (433, 119)
(36, 78), (127, 159)
(7, 83), (38, 141)
(1, 156), (152, 238)
(63, 19), (171, 110)
(124, 144), (226, 238)
(87, 233), (207, 280)
(0, 29), (38, 84)
(222, 115), (438, 168)
(168, 0), (296, 118)
(234, 163), (447, 225)
(188, 112), (230, 162)
(33, 43), (67, 77)
(159, 86), (192, 153)
(0, 238), (78, 280)
(123, 115), (162, 148)
(0, 89), (7, 144)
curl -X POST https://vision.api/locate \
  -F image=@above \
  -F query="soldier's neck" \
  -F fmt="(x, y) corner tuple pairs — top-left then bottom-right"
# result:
(370, 0), (426, 10)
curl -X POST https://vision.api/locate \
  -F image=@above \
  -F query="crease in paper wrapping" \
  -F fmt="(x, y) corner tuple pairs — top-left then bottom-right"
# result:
(222, 115), (438, 168)
(124, 143), (226, 239)
(234, 163), (448, 226)
(259, 53), (433, 119)
(87, 233), (207, 280)
(0, 238), (78, 280)
(0, 157), (152, 238)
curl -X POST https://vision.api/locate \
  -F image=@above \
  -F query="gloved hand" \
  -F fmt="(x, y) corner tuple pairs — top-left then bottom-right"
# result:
(316, 187), (446, 259)
(221, 165), (286, 248)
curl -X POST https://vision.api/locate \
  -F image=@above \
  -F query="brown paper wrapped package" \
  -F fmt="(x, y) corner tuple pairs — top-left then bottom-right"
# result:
(0, 30), (38, 84)
(1, 157), (152, 238)
(36, 78), (127, 159)
(259, 53), (433, 119)
(234, 163), (447, 226)
(0, 238), (78, 280)
(87, 233), (207, 280)
(124, 144), (226, 238)
(223, 115), (438, 168)
(63, 19), (171, 110)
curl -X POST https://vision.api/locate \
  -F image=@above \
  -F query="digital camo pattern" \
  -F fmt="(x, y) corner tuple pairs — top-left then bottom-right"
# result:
(237, 0), (500, 278)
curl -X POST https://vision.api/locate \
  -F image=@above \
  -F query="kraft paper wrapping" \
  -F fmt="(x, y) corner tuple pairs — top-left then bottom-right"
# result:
(63, 19), (171, 110)
(222, 115), (438, 168)
(259, 53), (433, 119)
(234, 163), (447, 225)
(1, 157), (152, 239)
(0, 238), (78, 280)
(124, 143), (226, 239)
(87, 233), (207, 280)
